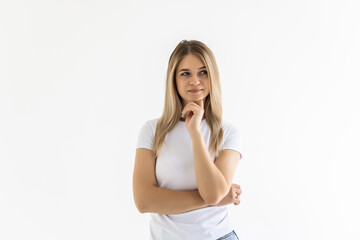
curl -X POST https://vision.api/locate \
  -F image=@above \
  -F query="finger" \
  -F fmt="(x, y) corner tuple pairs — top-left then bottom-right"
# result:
(181, 104), (191, 117)
(236, 189), (242, 196)
(185, 113), (193, 120)
(181, 108), (185, 117)
(182, 109), (191, 118)
(182, 104), (195, 117)
(183, 107), (200, 119)
(190, 101), (203, 112)
(234, 186), (241, 191)
(234, 198), (240, 205)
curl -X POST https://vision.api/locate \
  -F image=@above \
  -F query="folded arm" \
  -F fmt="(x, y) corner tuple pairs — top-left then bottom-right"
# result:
(191, 131), (241, 205)
(133, 148), (210, 214)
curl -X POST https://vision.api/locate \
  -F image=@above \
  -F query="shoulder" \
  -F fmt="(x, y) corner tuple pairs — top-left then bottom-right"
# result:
(137, 118), (161, 139)
(140, 117), (160, 130)
(136, 117), (161, 150)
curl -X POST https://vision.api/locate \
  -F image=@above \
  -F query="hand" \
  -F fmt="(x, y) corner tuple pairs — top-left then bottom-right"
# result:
(181, 99), (205, 135)
(215, 183), (242, 206)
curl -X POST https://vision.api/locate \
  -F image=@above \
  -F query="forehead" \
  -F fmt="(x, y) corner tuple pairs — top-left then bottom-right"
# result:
(177, 54), (205, 69)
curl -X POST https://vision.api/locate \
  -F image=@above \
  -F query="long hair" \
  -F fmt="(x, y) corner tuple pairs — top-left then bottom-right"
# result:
(152, 39), (224, 159)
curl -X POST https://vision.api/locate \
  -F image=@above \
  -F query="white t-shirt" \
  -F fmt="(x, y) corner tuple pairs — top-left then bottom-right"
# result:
(136, 117), (242, 240)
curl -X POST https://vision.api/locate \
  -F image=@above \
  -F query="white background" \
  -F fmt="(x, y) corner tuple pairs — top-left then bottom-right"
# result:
(1, 0), (359, 239)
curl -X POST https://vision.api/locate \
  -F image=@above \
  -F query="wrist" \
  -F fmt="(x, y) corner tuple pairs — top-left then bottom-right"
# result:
(190, 130), (202, 139)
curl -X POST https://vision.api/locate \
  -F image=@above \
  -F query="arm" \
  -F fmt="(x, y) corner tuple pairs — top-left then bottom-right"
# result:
(137, 186), (209, 214)
(191, 131), (241, 205)
(133, 148), (210, 214)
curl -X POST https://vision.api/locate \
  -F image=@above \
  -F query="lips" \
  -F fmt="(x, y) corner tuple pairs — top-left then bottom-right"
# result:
(188, 89), (203, 92)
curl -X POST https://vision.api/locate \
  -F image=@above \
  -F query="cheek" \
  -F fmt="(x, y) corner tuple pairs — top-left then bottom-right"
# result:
(178, 82), (186, 91)
(204, 81), (209, 90)
(176, 82), (186, 94)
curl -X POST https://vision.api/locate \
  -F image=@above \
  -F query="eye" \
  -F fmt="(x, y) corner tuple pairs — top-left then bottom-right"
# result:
(181, 72), (190, 76)
(201, 70), (208, 75)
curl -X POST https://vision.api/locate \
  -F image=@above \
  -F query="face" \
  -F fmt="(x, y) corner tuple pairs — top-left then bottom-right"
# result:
(175, 53), (210, 110)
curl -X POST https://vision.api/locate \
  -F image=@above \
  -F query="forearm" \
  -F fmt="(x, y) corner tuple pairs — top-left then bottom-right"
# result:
(191, 131), (228, 204)
(140, 186), (211, 214)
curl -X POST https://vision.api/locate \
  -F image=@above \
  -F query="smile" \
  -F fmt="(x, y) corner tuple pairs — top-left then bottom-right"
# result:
(188, 89), (203, 93)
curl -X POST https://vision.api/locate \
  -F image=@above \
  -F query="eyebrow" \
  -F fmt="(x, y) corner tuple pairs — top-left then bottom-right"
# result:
(179, 66), (206, 72)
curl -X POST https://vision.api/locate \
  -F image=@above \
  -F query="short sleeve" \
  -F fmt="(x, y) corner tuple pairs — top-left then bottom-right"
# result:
(220, 122), (242, 158)
(136, 119), (156, 151)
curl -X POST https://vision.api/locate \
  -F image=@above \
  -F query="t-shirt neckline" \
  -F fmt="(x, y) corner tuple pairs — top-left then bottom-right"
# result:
(179, 118), (206, 123)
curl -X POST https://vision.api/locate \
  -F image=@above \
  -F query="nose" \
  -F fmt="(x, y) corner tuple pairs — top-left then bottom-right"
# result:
(189, 76), (200, 85)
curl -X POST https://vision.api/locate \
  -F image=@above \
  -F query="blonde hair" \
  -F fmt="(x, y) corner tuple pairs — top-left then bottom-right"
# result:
(152, 40), (224, 159)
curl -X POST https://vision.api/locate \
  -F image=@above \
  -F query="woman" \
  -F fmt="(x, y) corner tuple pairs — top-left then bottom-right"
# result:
(133, 39), (243, 240)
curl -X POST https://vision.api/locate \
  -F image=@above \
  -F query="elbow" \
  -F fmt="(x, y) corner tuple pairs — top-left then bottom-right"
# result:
(134, 199), (148, 213)
(133, 191), (149, 213)
(133, 185), (157, 213)
(202, 189), (228, 206)
(135, 202), (145, 213)
(203, 193), (225, 206)
(138, 207), (147, 214)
